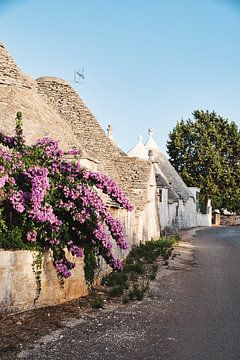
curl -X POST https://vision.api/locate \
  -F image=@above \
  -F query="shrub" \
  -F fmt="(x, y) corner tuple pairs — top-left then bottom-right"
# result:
(91, 296), (104, 309)
(109, 285), (124, 297)
(0, 113), (133, 284)
(101, 271), (128, 287)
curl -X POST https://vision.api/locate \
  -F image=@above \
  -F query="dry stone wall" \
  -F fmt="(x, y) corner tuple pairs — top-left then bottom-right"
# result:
(0, 250), (89, 315)
(220, 215), (240, 226)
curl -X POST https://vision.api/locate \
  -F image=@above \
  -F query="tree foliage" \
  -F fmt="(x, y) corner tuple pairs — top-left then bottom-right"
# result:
(167, 110), (240, 213)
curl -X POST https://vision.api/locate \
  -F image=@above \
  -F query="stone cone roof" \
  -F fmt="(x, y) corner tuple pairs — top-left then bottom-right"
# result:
(145, 130), (160, 150)
(152, 149), (193, 202)
(154, 161), (179, 203)
(143, 129), (193, 202)
(0, 42), (83, 151)
(0, 41), (35, 89)
(128, 129), (192, 203)
(36, 76), (152, 210)
(127, 135), (149, 160)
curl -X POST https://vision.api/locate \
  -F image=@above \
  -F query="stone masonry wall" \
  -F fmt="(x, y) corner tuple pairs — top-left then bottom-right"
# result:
(0, 42), (35, 89)
(0, 249), (89, 315)
(220, 215), (240, 226)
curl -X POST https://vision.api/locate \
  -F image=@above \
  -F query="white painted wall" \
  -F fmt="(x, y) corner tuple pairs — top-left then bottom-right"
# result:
(113, 164), (160, 245)
(159, 188), (169, 231)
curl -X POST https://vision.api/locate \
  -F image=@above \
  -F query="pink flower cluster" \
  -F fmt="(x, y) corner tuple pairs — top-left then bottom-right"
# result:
(83, 171), (133, 211)
(104, 251), (123, 270)
(65, 148), (81, 156)
(0, 149), (12, 163)
(9, 190), (26, 213)
(105, 214), (128, 250)
(67, 240), (84, 257)
(0, 133), (17, 148)
(0, 175), (8, 189)
(54, 259), (75, 278)
(27, 230), (37, 242)
(93, 223), (113, 250)
(37, 138), (63, 159)
(22, 167), (62, 227)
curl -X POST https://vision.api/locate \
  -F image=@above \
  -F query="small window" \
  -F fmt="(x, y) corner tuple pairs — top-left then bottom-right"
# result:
(176, 204), (179, 217)
(158, 189), (162, 202)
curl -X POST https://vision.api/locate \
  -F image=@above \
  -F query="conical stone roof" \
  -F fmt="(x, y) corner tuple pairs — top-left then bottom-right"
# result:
(127, 135), (149, 160)
(144, 129), (193, 202)
(0, 41), (35, 88)
(36, 76), (152, 210)
(151, 149), (193, 202)
(0, 42), (81, 151)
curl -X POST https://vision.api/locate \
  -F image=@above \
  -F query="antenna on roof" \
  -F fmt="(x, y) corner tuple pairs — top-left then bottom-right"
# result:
(74, 68), (85, 84)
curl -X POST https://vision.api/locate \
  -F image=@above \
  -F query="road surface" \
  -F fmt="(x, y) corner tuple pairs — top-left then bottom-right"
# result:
(19, 227), (240, 360)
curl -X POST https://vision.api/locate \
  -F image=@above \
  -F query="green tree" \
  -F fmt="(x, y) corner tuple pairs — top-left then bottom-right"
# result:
(167, 110), (240, 213)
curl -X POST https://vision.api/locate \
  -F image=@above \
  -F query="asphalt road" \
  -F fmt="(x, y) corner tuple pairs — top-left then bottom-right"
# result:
(163, 226), (240, 360)
(19, 226), (240, 360)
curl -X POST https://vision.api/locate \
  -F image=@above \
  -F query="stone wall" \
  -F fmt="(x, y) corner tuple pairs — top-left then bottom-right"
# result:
(197, 212), (212, 227)
(0, 250), (89, 315)
(220, 215), (240, 226)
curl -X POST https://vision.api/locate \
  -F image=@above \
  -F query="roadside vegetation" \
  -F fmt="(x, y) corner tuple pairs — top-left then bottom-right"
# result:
(91, 235), (179, 308)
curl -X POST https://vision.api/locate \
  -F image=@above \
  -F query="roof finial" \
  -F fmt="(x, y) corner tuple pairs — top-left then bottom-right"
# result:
(145, 128), (160, 150)
(148, 149), (153, 161)
(148, 128), (153, 136)
(107, 124), (114, 141)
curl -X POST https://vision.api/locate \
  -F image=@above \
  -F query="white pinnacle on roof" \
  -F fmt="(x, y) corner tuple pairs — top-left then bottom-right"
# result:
(127, 134), (149, 160)
(145, 129), (160, 150)
(107, 124), (114, 141)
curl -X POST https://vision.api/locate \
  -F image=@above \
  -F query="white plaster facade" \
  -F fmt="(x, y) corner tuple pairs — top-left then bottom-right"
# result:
(128, 131), (212, 232)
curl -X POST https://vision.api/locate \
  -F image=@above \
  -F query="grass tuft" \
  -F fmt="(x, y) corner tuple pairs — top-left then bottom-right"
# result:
(91, 296), (104, 309)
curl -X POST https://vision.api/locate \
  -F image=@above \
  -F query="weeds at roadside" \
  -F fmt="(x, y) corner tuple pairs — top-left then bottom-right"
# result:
(101, 235), (178, 304)
(149, 264), (158, 280)
(91, 297), (104, 309)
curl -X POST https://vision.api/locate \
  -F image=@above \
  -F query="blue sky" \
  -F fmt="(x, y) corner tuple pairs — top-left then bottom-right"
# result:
(0, 0), (240, 153)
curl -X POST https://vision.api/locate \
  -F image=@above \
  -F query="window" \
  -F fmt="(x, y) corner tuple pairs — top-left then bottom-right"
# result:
(158, 189), (162, 202)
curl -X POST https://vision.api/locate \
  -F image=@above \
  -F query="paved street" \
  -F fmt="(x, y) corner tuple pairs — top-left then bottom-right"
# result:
(18, 227), (240, 360)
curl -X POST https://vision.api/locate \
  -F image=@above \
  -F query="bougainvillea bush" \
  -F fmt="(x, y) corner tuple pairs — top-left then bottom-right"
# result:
(0, 113), (133, 282)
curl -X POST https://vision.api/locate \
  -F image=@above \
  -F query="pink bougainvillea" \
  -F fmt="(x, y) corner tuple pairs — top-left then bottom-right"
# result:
(0, 113), (133, 283)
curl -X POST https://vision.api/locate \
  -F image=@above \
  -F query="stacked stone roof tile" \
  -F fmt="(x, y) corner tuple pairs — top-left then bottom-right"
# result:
(152, 149), (193, 203)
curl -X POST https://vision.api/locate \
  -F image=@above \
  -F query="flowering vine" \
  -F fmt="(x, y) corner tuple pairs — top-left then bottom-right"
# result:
(0, 113), (133, 284)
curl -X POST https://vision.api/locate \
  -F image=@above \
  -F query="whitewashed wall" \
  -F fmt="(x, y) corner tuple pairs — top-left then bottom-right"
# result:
(159, 188), (169, 232)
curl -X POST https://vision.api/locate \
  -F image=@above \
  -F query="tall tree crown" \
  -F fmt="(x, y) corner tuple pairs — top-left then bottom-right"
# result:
(167, 110), (240, 213)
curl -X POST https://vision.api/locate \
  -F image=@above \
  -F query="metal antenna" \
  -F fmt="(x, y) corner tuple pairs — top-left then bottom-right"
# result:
(74, 68), (85, 84)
